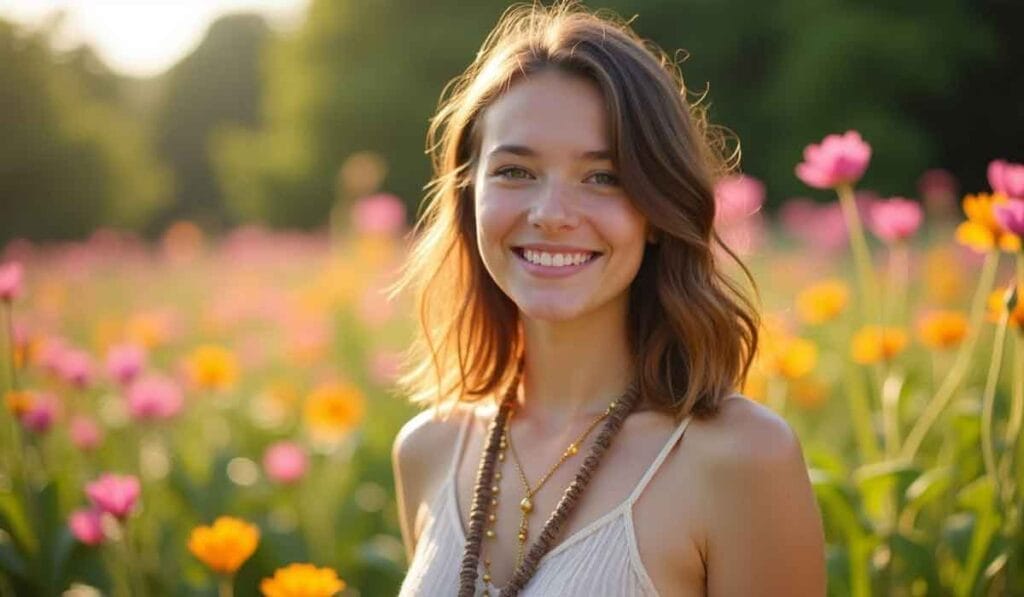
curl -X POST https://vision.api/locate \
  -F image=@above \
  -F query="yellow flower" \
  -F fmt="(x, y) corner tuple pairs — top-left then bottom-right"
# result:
(851, 326), (908, 364)
(774, 337), (818, 380)
(187, 517), (260, 575)
(304, 382), (365, 443)
(955, 193), (1021, 253)
(796, 279), (849, 324)
(260, 563), (345, 597)
(917, 310), (969, 350)
(187, 345), (239, 391)
(923, 247), (965, 305)
(986, 286), (1024, 329)
(5, 390), (33, 416)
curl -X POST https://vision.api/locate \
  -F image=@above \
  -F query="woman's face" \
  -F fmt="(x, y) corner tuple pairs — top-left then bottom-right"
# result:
(472, 70), (651, 323)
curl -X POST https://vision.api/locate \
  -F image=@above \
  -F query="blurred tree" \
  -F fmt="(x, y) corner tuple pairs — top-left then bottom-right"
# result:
(151, 13), (270, 232)
(0, 18), (169, 244)
(216, 0), (1017, 227)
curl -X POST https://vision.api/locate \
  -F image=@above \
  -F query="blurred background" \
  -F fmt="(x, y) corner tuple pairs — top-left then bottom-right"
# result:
(2, 1), (1024, 596)
(2, 0), (1022, 243)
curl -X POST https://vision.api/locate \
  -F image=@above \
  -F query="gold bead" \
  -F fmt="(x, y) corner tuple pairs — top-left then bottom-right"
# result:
(491, 485), (499, 494)
(498, 452), (505, 461)
(567, 443), (578, 455)
(486, 529), (495, 538)
(488, 513), (496, 522)
(495, 471), (502, 480)
(518, 531), (527, 542)
(491, 498), (498, 506)
(484, 558), (491, 566)
(483, 573), (491, 582)
(519, 497), (533, 513)
(609, 400), (617, 409)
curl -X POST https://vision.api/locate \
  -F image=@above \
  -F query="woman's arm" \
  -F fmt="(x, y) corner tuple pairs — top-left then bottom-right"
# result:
(702, 400), (827, 596)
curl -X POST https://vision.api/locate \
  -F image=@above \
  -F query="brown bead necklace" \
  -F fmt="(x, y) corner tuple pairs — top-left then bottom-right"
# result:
(457, 368), (640, 597)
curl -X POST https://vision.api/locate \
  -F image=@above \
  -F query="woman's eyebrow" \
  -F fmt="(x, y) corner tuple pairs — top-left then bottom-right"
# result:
(488, 144), (613, 161)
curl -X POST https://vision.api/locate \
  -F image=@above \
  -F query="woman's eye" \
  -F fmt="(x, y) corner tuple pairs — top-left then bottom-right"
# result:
(588, 171), (620, 186)
(494, 166), (533, 180)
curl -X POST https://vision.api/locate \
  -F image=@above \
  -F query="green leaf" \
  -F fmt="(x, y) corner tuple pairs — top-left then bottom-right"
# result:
(853, 460), (920, 527)
(904, 466), (953, 513)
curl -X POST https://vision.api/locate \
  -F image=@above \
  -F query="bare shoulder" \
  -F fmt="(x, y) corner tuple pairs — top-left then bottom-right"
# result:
(686, 394), (803, 470)
(392, 402), (475, 562)
(684, 395), (827, 596)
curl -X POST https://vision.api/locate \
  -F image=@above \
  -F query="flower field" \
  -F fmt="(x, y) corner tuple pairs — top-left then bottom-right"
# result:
(1, 135), (1023, 596)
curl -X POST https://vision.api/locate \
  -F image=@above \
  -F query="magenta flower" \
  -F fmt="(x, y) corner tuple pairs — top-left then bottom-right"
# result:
(85, 473), (140, 519)
(868, 197), (924, 243)
(105, 343), (147, 386)
(351, 193), (407, 236)
(714, 175), (766, 225)
(0, 262), (23, 301)
(988, 159), (1024, 199)
(20, 392), (59, 434)
(795, 131), (872, 189)
(263, 441), (309, 484)
(69, 415), (104, 451)
(994, 199), (1024, 238)
(68, 508), (105, 546)
(55, 348), (95, 389)
(126, 373), (184, 421)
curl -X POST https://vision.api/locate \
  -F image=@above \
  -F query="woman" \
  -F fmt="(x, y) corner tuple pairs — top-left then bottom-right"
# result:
(390, 3), (826, 596)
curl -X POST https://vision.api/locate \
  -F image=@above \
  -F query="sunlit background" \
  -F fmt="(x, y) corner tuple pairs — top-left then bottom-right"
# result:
(1, 1), (1023, 596)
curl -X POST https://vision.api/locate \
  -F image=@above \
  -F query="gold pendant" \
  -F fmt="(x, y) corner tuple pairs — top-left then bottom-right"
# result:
(519, 497), (533, 513)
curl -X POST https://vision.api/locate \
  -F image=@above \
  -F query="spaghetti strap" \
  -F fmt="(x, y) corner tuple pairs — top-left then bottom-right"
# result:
(446, 407), (475, 483)
(627, 414), (693, 504)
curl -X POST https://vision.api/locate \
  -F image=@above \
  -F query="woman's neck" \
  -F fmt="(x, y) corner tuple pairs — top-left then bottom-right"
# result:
(512, 298), (636, 434)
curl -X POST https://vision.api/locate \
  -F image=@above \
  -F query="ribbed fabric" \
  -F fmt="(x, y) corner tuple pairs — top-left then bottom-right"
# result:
(398, 405), (696, 597)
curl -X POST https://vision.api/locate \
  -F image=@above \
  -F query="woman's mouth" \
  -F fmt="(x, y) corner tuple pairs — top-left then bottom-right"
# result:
(511, 247), (602, 278)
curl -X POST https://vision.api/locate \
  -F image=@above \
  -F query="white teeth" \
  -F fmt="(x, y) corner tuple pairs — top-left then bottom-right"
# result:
(522, 249), (595, 267)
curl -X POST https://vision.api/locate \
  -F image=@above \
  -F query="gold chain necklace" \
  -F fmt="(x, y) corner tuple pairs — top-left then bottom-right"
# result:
(478, 399), (618, 594)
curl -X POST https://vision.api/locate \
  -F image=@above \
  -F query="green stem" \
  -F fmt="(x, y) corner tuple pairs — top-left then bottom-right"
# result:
(219, 576), (234, 597)
(845, 361), (880, 463)
(837, 184), (881, 325)
(880, 367), (904, 459)
(981, 286), (1012, 503)
(901, 250), (1000, 460)
(1, 300), (19, 391)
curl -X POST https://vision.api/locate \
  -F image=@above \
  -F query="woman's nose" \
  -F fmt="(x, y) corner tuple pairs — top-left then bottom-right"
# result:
(527, 180), (579, 231)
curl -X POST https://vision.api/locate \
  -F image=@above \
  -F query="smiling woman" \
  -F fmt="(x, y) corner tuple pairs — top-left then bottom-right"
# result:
(389, 2), (826, 596)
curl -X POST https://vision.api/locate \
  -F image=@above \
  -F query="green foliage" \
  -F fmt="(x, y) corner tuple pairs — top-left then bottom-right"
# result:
(0, 20), (169, 244)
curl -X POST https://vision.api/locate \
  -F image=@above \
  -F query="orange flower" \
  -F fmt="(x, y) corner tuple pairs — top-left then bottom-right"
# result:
(790, 377), (829, 410)
(5, 390), (33, 416)
(260, 563), (345, 597)
(304, 382), (365, 443)
(796, 279), (849, 325)
(851, 326), (908, 364)
(955, 193), (1021, 253)
(773, 337), (818, 380)
(917, 310), (969, 349)
(987, 286), (1024, 329)
(188, 516), (260, 575)
(186, 345), (239, 391)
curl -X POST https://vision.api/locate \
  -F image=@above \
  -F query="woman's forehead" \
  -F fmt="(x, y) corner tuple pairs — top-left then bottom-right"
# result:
(477, 71), (612, 159)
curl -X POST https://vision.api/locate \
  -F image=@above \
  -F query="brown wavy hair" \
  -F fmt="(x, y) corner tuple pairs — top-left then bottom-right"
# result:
(388, 1), (760, 422)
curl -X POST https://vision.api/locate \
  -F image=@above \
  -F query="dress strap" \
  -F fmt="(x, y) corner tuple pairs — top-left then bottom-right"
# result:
(627, 414), (694, 504)
(446, 406), (475, 483)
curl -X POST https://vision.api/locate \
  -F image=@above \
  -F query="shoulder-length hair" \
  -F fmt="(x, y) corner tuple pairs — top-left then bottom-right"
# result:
(388, 1), (760, 422)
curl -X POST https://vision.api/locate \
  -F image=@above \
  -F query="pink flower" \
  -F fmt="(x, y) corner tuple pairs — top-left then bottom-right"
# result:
(20, 392), (59, 434)
(85, 473), (140, 519)
(795, 131), (872, 189)
(868, 197), (924, 243)
(779, 198), (849, 252)
(714, 175), (766, 225)
(994, 199), (1024, 237)
(69, 415), (103, 451)
(263, 441), (309, 484)
(351, 193), (407, 236)
(105, 343), (147, 386)
(0, 262), (23, 301)
(55, 348), (95, 389)
(988, 160), (1024, 200)
(126, 373), (184, 421)
(68, 508), (105, 546)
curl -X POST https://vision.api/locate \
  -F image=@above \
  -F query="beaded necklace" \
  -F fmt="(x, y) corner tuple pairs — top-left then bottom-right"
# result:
(457, 368), (640, 597)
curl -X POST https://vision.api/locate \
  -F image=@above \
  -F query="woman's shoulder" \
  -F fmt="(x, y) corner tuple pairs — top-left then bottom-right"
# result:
(683, 394), (805, 475)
